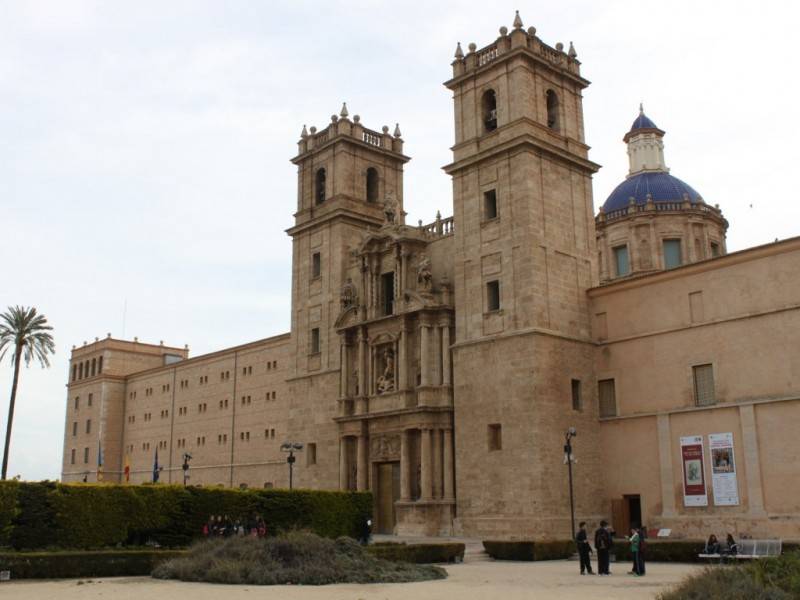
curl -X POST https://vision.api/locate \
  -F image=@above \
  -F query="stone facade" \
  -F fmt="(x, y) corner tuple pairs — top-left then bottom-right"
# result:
(61, 14), (800, 540)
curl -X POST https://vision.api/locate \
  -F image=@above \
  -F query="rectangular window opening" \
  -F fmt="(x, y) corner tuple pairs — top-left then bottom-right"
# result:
(311, 252), (321, 278)
(571, 379), (582, 411)
(381, 272), (395, 316)
(663, 238), (683, 269)
(613, 245), (630, 277)
(693, 364), (716, 406)
(488, 423), (502, 451)
(486, 280), (500, 312)
(598, 379), (617, 418)
(310, 328), (320, 354)
(307, 442), (317, 466)
(483, 189), (498, 220)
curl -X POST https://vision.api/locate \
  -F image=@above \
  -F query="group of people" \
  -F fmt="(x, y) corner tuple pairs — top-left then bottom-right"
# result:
(202, 514), (268, 538)
(575, 521), (649, 576)
(704, 533), (739, 556)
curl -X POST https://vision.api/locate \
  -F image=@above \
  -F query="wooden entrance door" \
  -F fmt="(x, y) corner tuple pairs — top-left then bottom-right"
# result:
(376, 462), (400, 534)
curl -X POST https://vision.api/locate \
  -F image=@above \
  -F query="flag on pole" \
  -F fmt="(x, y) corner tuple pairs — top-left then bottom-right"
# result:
(97, 440), (104, 482)
(123, 454), (130, 483)
(152, 448), (160, 483)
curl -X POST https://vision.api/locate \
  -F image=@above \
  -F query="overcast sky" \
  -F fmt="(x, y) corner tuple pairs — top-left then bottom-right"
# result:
(1, 1), (798, 481)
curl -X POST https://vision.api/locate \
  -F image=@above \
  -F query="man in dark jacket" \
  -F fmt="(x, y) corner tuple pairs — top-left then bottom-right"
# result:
(576, 521), (594, 574)
(594, 520), (613, 575)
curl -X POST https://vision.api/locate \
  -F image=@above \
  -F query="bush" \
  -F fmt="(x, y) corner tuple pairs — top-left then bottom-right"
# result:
(0, 549), (185, 579)
(482, 540), (573, 561)
(613, 539), (705, 563)
(0, 481), (372, 550)
(366, 542), (464, 563)
(658, 552), (800, 600)
(153, 533), (447, 585)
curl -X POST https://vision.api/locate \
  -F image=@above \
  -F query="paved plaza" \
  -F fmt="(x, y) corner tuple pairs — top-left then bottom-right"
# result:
(4, 559), (701, 600)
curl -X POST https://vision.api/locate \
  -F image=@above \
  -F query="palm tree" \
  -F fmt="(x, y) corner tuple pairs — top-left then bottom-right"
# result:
(0, 306), (55, 480)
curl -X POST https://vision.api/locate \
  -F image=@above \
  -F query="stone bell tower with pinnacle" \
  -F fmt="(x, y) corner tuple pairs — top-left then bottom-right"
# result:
(444, 12), (605, 537)
(285, 104), (410, 491)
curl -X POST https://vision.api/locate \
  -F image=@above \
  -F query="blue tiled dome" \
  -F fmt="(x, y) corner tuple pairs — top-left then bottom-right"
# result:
(602, 172), (702, 213)
(630, 112), (658, 132)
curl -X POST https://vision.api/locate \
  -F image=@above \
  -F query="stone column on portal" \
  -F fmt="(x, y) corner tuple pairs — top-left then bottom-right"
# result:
(357, 434), (369, 491)
(656, 414), (676, 517)
(432, 325), (442, 385)
(432, 428), (443, 498)
(357, 329), (366, 397)
(420, 320), (431, 386)
(400, 429), (411, 500)
(443, 428), (455, 500)
(420, 428), (433, 501)
(339, 437), (349, 490)
(340, 340), (349, 398)
(441, 321), (451, 386)
(739, 404), (767, 515)
(397, 326), (407, 391)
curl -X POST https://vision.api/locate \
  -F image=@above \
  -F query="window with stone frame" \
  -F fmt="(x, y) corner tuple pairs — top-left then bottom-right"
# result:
(486, 280), (500, 312)
(693, 364), (716, 406)
(481, 89), (497, 132)
(70, 448), (76, 464)
(311, 252), (321, 278)
(488, 423), (502, 451)
(546, 89), (560, 130)
(310, 328), (320, 354)
(598, 378), (617, 417)
(571, 379), (582, 411)
(366, 167), (379, 202)
(83, 447), (89, 464)
(315, 168), (326, 205)
(710, 241), (720, 257)
(483, 189), (498, 220)
(381, 272), (395, 316)
(663, 238), (683, 269)
(307, 442), (317, 466)
(613, 245), (630, 277)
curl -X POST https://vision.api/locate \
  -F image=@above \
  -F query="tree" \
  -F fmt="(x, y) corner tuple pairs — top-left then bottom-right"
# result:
(0, 306), (55, 480)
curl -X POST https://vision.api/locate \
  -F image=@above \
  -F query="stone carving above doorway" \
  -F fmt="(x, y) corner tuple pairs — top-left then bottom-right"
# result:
(370, 434), (401, 461)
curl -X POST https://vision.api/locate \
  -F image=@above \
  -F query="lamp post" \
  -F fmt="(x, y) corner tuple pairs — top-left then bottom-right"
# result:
(182, 453), (192, 486)
(564, 427), (577, 540)
(280, 442), (304, 490)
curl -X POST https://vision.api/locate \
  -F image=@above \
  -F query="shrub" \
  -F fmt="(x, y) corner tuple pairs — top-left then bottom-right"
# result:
(0, 481), (372, 550)
(366, 542), (464, 563)
(482, 540), (573, 561)
(613, 539), (704, 563)
(0, 549), (185, 579)
(153, 533), (447, 585)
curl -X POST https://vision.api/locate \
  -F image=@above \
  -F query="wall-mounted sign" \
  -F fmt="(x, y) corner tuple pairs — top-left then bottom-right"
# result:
(709, 432), (740, 506)
(680, 435), (708, 507)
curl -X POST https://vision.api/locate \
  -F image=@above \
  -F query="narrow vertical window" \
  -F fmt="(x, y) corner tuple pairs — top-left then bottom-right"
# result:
(486, 280), (500, 312)
(79, 363), (84, 379)
(72, 365), (77, 382)
(70, 449), (76, 464)
(315, 168), (326, 205)
(72, 422), (77, 436)
(693, 364), (715, 406)
(481, 89), (497, 132)
(83, 447), (89, 464)
(311, 328), (320, 354)
(613, 245), (630, 277)
(598, 379), (617, 417)
(663, 239), (683, 269)
(97, 356), (103, 374)
(488, 424), (502, 451)
(307, 442), (317, 466)
(483, 189), (498, 220)
(311, 252), (321, 278)
(381, 272), (395, 316)
(366, 167), (379, 203)
(546, 89), (559, 130)
(571, 379), (582, 411)
(710, 242), (720, 257)
(91, 358), (96, 376)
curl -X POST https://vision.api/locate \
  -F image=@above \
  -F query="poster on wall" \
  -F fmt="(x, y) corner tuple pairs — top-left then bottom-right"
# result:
(680, 435), (708, 507)
(709, 432), (740, 506)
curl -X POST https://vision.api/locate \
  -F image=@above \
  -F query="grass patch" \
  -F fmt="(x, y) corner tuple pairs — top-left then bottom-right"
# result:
(658, 551), (800, 600)
(152, 532), (447, 585)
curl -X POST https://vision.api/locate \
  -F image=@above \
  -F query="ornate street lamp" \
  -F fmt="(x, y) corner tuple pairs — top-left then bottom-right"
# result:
(182, 452), (192, 486)
(563, 427), (577, 540)
(280, 442), (304, 490)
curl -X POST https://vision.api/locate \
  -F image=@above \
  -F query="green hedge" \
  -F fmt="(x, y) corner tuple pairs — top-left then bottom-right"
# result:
(483, 540), (574, 561)
(0, 549), (185, 579)
(0, 481), (372, 551)
(367, 542), (465, 563)
(613, 540), (707, 563)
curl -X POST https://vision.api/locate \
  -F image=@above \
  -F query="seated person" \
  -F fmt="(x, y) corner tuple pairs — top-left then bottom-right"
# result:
(704, 534), (720, 554)
(723, 533), (739, 555)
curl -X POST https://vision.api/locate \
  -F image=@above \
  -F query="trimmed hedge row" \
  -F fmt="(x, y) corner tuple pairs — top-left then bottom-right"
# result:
(0, 549), (185, 579)
(612, 540), (703, 563)
(483, 540), (574, 561)
(0, 481), (372, 550)
(367, 542), (465, 563)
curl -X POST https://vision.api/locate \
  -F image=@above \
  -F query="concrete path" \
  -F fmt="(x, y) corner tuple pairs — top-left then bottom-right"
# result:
(2, 560), (700, 600)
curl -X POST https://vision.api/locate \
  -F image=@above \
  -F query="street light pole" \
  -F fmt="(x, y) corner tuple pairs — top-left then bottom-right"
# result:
(280, 442), (304, 490)
(564, 427), (577, 540)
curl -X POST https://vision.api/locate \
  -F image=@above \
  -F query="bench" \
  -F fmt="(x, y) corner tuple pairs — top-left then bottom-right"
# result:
(699, 539), (782, 561)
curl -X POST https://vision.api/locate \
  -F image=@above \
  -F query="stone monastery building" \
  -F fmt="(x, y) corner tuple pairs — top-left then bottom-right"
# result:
(62, 13), (800, 540)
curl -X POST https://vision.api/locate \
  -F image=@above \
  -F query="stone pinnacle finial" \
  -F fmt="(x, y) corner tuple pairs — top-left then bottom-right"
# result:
(454, 42), (464, 59)
(568, 41), (577, 58)
(394, 123), (402, 138)
(301, 124), (308, 138)
(513, 10), (523, 29)
(340, 102), (349, 118)
(639, 102), (644, 114)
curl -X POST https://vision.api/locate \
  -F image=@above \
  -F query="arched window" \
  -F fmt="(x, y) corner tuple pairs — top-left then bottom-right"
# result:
(366, 168), (379, 203)
(481, 89), (497, 132)
(315, 168), (326, 205)
(546, 90), (559, 130)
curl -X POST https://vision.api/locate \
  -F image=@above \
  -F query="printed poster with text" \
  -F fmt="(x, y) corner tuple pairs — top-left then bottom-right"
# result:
(680, 435), (708, 507)
(709, 432), (740, 506)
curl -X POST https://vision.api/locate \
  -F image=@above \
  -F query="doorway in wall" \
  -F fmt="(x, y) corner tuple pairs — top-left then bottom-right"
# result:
(375, 462), (400, 534)
(611, 494), (642, 535)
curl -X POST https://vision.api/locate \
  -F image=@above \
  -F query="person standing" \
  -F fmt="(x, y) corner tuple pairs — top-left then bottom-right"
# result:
(594, 520), (612, 575)
(575, 521), (594, 575)
(637, 526), (647, 575)
(628, 528), (641, 575)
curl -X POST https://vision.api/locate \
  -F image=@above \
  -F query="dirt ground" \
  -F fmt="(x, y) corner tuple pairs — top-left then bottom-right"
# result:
(1, 560), (701, 600)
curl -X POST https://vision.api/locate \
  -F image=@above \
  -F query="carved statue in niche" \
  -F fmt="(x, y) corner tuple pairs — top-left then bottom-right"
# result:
(416, 253), (432, 291)
(340, 277), (357, 309)
(376, 347), (395, 394)
(383, 191), (398, 224)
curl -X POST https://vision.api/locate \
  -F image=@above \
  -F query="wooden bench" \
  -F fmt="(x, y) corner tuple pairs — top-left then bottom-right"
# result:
(699, 539), (782, 561)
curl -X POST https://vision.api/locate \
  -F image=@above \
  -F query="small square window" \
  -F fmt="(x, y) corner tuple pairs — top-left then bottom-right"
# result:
(312, 252), (321, 278)
(488, 424), (502, 451)
(311, 328), (320, 354)
(486, 280), (500, 312)
(571, 379), (582, 411)
(483, 189), (498, 220)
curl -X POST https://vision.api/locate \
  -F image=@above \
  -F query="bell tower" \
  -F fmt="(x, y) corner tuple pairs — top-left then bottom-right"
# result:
(444, 13), (604, 538)
(285, 104), (409, 490)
